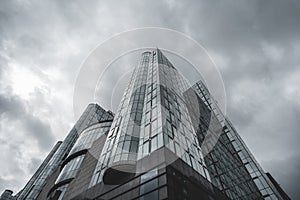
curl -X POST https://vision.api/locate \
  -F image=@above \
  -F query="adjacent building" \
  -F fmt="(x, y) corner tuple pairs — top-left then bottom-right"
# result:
(1, 49), (290, 200)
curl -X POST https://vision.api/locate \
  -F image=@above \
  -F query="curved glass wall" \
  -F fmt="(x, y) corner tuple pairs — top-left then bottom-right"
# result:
(55, 120), (113, 185)
(22, 104), (106, 200)
(48, 114), (113, 199)
(55, 155), (85, 184)
(69, 121), (113, 155)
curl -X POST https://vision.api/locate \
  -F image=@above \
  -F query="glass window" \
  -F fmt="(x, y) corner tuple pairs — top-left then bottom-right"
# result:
(171, 125), (176, 138)
(152, 88), (157, 95)
(141, 169), (158, 183)
(166, 120), (171, 132)
(146, 111), (151, 121)
(152, 106), (157, 117)
(170, 112), (174, 122)
(163, 133), (169, 144)
(123, 141), (130, 152)
(146, 101), (151, 110)
(157, 133), (163, 148)
(175, 142), (181, 156)
(140, 190), (158, 200)
(151, 119), (158, 132)
(56, 155), (84, 184)
(130, 140), (138, 153)
(151, 136), (158, 152)
(145, 124), (150, 139)
(168, 141), (175, 152)
(152, 96), (157, 105)
(254, 178), (264, 190)
(136, 112), (142, 121)
(143, 141), (149, 155)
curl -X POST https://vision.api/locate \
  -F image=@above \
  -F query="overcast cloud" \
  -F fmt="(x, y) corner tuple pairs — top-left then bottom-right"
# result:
(0, 0), (299, 199)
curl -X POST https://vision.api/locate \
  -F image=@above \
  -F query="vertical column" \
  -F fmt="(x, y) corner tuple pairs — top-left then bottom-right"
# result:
(93, 51), (151, 185)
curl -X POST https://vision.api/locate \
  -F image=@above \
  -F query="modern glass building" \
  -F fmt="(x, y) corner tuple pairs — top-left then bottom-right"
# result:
(0, 49), (290, 200)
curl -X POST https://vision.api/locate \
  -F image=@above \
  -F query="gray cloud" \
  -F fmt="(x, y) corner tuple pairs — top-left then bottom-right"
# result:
(0, 0), (299, 198)
(28, 158), (43, 174)
(0, 92), (55, 150)
(264, 154), (300, 199)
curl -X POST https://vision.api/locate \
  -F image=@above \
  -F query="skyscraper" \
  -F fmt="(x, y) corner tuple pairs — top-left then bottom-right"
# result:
(1, 49), (290, 200)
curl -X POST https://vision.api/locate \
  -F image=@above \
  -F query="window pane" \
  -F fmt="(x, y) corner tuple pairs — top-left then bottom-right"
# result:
(151, 119), (158, 132)
(143, 141), (149, 155)
(151, 136), (158, 152)
(140, 190), (158, 200)
(140, 178), (158, 195)
(145, 124), (150, 140)
(130, 141), (138, 152)
(157, 133), (163, 148)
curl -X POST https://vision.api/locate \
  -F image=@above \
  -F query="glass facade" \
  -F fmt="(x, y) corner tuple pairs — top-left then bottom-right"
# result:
(188, 81), (284, 200)
(15, 104), (112, 200)
(46, 106), (114, 200)
(155, 50), (210, 180)
(224, 119), (281, 200)
(139, 169), (159, 200)
(90, 49), (209, 187)
(69, 121), (113, 155)
(6, 49), (290, 200)
(90, 51), (151, 185)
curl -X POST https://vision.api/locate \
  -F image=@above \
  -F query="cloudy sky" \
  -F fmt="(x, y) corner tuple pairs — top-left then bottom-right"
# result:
(0, 0), (299, 199)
